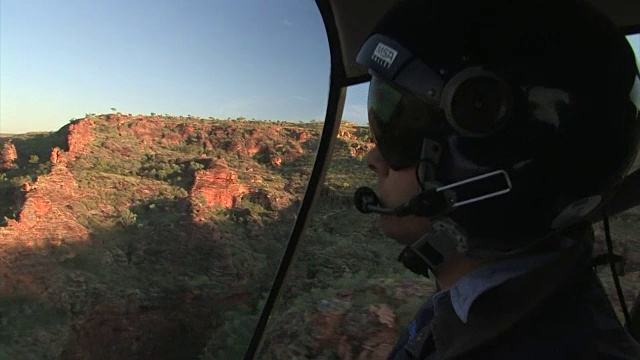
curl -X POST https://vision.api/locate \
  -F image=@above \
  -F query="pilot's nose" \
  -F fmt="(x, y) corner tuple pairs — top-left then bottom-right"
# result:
(366, 146), (389, 177)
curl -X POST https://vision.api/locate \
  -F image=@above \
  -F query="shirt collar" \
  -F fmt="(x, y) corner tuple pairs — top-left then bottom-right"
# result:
(433, 237), (573, 323)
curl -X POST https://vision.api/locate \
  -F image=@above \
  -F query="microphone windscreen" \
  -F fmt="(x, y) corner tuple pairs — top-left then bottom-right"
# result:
(354, 187), (378, 213)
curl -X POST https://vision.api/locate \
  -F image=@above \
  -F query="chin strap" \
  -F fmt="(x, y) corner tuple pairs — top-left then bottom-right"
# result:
(400, 218), (601, 280)
(398, 242), (438, 278)
(399, 140), (513, 277)
(398, 218), (470, 277)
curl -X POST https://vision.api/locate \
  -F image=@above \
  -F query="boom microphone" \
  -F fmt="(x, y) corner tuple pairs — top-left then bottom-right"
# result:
(353, 170), (513, 218)
(354, 186), (403, 215)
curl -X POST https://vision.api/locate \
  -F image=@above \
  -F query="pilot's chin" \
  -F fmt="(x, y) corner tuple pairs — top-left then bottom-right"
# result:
(380, 215), (417, 245)
(379, 215), (427, 246)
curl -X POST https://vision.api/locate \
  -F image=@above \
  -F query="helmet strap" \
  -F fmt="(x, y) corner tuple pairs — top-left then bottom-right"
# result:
(398, 217), (469, 277)
(399, 138), (514, 276)
(416, 137), (442, 191)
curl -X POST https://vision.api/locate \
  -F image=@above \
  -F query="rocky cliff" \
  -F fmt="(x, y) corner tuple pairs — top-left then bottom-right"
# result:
(0, 114), (394, 360)
(0, 140), (18, 170)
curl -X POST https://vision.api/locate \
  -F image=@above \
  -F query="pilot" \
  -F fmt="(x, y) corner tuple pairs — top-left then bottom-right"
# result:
(354, 0), (640, 358)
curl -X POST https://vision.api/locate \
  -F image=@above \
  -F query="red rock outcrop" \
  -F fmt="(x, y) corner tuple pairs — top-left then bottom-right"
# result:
(67, 118), (95, 159)
(0, 140), (18, 170)
(190, 158), (248, 220)
(338, 129), (359, 141)
(125, 117), (166, 144)
(3, 163), (89, 241)
(244, 137), (262, 156)
(50, 147), (60, 164)
(280, 128), (311, 143)
(350, 142), (375, 158)
(161, 132), (184, 146)
(0, 163), (89, 299)
(270, 155), (283, 167)
(296, 130), (310, 143)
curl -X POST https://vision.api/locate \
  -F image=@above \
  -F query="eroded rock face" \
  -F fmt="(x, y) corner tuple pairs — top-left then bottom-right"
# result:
(126, 117), (166, 145)
(338, 129), (359, 141)
(4, 163), (88, 239)
(67, 119), (95, 159)
(0, 140), (18, 170)
(190, 158), (248, 211)
(50, 147), (63, 164)
(270, 155), (282, 167)
(0, 163), (89, 300)
(295, 130), (310, 143)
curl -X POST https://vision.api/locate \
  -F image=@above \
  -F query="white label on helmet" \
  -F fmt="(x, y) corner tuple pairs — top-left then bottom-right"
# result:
(630, 75), (640, 114)
(372, 43), (398, 68)
(528, 87), (570, 128)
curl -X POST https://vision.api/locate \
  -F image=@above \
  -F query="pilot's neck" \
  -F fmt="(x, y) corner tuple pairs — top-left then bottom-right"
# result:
(435, 254), (488, 290)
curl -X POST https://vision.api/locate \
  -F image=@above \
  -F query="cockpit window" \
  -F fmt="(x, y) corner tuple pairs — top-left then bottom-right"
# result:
(0, 1), (328, 358)
(1, 0), (639, 357)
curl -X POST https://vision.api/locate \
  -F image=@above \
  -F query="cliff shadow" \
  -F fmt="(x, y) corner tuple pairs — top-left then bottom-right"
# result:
(59, 194), (305, 359)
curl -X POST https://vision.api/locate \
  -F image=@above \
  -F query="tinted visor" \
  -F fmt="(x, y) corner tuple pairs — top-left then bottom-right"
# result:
(368, 74), (447, 170)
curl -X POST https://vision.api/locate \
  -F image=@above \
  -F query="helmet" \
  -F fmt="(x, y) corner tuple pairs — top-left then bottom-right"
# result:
(356, 0), (640, 259)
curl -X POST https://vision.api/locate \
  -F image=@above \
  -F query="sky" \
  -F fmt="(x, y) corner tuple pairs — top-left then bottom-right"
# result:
(0, 0), (347, 133)
(0, 1), (638, 134)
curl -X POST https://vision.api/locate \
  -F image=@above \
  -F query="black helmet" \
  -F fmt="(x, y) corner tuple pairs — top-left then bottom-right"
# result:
(356, 0), (640, 256)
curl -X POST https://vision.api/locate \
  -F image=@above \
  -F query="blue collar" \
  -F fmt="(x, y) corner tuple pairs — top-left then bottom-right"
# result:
(432, 239), (572, 324)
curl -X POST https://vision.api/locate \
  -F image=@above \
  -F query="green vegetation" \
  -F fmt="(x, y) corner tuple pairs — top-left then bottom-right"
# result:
(0, 131), (63, 224)
(2, 114), (635, 359)
(0, 114), (429, 359)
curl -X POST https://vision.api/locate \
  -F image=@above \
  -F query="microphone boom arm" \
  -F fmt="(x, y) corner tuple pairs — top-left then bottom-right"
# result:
(355, 169), (512, 217)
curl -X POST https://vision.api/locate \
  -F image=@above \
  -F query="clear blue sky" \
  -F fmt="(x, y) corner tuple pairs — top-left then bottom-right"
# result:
(0, 0), (638, 134)
(0, 0), (345, 133)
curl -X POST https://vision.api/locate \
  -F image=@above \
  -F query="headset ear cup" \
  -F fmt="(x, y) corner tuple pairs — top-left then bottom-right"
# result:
(441, 66), (513, 137)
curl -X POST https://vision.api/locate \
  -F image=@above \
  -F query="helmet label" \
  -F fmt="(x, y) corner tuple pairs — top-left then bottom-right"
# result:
(528, 87), (570, 128)
(372, 43), (398, 69)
